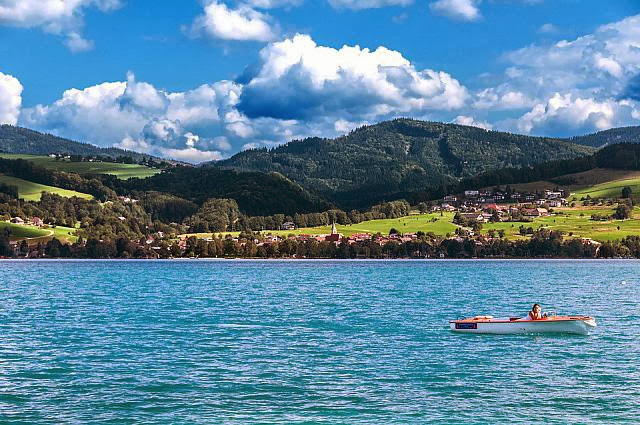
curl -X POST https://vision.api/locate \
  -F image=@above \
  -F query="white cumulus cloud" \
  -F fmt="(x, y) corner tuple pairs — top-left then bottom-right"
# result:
(506, 15), (640, 96)
(189, 1), (276, 42)
(516, 93), (638, 136)
(471, 14), (640, 136)
(453, 115), (492, 130)
(0, 0), (122, 51)
(429, 0), (480, 21)
(238, 34), (468, 121)
(0, 71), (23, 125)
(19, 73), (243, 163)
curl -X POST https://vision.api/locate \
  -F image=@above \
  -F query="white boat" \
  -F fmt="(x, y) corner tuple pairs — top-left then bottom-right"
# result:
(449, 315), (596, 335)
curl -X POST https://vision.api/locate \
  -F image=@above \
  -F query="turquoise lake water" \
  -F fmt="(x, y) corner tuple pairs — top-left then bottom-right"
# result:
(0, 260), (639, 424)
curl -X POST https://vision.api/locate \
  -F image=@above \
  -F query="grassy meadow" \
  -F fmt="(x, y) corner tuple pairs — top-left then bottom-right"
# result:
(0, 175), (93, 201)
(0, 154), (159, 179)
(1, 221), (78, 244)
(180, 212), (459, 240)
(569, 174), (640, 202)
(481, 207), (640, 242)
(1, 222), (50, 239)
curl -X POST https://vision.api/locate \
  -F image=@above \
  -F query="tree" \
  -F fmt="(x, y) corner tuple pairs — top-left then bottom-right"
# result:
(0, 226), (12, 257)
(622, 186), (633, 199)
(613, 203), (632, 220)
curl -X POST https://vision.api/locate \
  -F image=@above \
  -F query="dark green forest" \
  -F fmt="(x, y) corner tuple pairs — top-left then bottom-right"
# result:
(566, 126), (640, 148)
(216, 119), (594, 208)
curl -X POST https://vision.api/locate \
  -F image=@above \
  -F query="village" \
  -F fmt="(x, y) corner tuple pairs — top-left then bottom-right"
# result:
(171, 187), (580, 254)
(4, 185), (612, 259)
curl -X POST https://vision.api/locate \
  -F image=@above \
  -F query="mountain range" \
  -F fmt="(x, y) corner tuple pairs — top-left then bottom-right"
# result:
(215, 119), (612, 207)
(3, 120), (640, 211)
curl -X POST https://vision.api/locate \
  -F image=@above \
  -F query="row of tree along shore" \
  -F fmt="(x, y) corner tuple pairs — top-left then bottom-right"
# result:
(3, 229), (640, 259)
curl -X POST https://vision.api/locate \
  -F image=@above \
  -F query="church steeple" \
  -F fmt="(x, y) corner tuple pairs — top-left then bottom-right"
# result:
(331, 222), (338, 235)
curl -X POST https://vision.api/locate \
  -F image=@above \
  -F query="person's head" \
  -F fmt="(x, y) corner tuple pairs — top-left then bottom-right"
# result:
(532, 303), (542, 313)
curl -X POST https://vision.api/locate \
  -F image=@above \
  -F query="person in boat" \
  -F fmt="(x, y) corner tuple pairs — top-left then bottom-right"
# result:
(521, 303), (546, 320)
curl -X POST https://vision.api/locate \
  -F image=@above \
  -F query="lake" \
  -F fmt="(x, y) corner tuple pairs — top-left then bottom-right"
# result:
(1, 260), (639, 424)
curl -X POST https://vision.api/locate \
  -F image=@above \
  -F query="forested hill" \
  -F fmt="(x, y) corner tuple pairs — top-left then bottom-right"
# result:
(567, 126), (640, 148)
(0, 125), (153, 161)
(120, 167), (331, 216)
(215, 119), (594, 208)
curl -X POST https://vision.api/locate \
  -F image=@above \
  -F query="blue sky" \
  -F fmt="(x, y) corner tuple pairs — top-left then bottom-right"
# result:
(0, 0), (639, 162)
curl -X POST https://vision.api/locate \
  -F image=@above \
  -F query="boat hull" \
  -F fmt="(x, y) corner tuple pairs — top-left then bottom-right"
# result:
(449, 316), (596, 335)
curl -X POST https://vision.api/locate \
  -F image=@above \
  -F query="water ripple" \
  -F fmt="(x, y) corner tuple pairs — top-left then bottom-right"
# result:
(0, 259), (639, 424)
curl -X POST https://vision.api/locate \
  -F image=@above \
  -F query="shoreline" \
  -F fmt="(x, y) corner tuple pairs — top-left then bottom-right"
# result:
(1, 257), (639, 262)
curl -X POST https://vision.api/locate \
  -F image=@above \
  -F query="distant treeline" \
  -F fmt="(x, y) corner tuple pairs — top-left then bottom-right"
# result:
(0, 124), (156, 161)
(403, 143), (640, 204)
(5, 231), (640, 259)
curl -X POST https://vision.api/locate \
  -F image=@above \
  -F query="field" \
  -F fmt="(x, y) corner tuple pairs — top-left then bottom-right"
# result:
(481, 207), (640, 242)
(285, 212), (458, 237)
(0, 154), (159, 179)
(488, 169), (640, 201)
(569, 174), (640, 202)
(1, 222), (49, 239)
(180, 212), (459, 239)
(0, 222), (77, 244)
(0, 175), (93, 201)
(179, 207), (640, 244)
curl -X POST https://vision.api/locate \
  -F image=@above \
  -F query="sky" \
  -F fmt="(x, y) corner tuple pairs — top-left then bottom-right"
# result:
(0, 0), (639, 163)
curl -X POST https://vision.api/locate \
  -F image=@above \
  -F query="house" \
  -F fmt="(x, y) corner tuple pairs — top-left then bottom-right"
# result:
(524, 208), (549, 217)
(443, 195), (458, 202)
(31, 217), (43, 227)
(281, 222), (296, 231)
(348, 233), (371, 242)
(464, 190), (479, 197)
(10, 217), (24, 224)
(545, 191), (563, 199)
(460, 213), (484, 222)
(481, 213), (494, 222)
(536, 208), (549, 216)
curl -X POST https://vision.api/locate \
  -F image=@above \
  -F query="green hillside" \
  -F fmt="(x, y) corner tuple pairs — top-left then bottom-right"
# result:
(0, 125), (157, 161)
(1, 222), (49, 239)
(485, 169), (640, 196)
(0, 175), (93, 201)
(217, 119), (594, 208)
(122, 166), (332, 216)
(0, 154), (158, 179)
(0, 222), (78, 243)
(568, 126), (640, 148)
(570, 174), (640, 202)
(271, 212), (457, 237)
